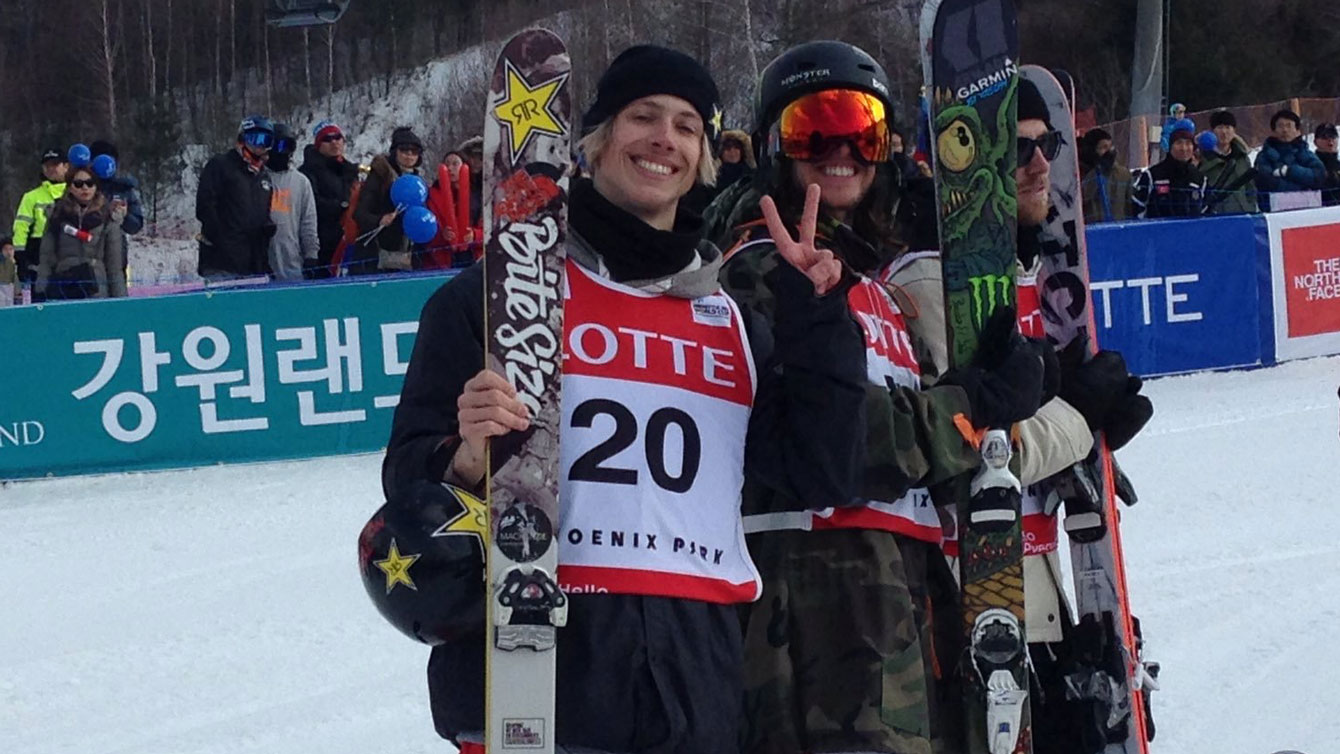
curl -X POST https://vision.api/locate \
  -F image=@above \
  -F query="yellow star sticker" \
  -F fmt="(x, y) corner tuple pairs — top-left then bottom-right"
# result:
(374, 538), (420, 594)
(492, 60), (568, 161)
(432, 485), (489, 552)
(710, 104), (724, 140)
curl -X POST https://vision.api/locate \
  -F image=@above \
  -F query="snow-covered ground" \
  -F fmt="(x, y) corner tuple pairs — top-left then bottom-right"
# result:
(4, 357), (1338, 754)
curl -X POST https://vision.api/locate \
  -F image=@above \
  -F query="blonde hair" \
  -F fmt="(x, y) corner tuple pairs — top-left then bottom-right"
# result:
(578, 120), (718, 187)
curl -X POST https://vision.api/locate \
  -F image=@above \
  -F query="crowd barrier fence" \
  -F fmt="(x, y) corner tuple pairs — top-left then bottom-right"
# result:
(5, 209), (1337, 479)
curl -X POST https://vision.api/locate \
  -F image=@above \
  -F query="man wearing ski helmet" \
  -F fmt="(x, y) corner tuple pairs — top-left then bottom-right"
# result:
(195, 115), (277, 279)
(886, 74), (1155, 753)
(707, 40), (1053, 754)
(378, 44), (864, 754)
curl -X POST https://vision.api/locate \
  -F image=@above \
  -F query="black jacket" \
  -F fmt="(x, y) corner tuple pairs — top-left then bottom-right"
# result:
(299, 144), (359, 264)
(1132, 157), (1208, 219)
(1319, 151), (1340, 206)
(351, 153), (422, 273)
(382, 185), (867, 752)
(195, 148), (274, 275)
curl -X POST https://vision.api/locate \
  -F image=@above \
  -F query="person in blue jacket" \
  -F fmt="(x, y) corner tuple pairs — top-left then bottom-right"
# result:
(1255, 109), (1326, 207)
(1159, 102), (1187, 154)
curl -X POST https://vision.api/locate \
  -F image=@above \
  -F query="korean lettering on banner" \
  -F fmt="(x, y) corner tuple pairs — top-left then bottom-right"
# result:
(1266, 206), (1340, 361)
(70, 319), (419, 443)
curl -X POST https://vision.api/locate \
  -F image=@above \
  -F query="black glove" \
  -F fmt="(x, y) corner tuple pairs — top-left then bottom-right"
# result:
(1058, 344), (1131, 430)
(939, 306), (1047, 428)
(1101, 376), (1153, 451)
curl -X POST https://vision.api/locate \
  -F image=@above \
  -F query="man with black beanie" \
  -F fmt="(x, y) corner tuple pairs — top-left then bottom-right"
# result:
(1133, 122), (1209, 218)
(386, 43), (858, 754)
(1079, 127), (1133, 222)
(1016, 75), (1155, 754)
(1313, 123), (1340, 206)
(1200, 110), (1258, 214)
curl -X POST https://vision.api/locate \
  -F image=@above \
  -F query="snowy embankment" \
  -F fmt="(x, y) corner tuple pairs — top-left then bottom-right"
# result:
(4, 357), (1339, 754)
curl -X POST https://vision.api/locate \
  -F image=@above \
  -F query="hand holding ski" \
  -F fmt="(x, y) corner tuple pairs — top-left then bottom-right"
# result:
(760, 184), (842, 295)
(456, 369), (532, 472)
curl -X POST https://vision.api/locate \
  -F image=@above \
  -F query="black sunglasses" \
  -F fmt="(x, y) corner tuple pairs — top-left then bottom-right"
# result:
(1018, 130), (1063, 164)
(70, 179), (97, 189)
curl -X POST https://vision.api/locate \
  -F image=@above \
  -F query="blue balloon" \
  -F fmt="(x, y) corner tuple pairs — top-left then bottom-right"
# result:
(1196, 130), (1218, 154)
(390, 174), (428, 208)
(68, 143), (92, 168)
(403, 206), (438, 244)
(92, 154), (117, 179)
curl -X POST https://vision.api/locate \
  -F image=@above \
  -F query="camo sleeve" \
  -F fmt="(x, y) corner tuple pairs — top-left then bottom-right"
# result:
(723, 244), (979, 509)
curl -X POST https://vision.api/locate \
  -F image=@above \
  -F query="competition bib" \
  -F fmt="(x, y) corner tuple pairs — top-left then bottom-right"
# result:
(557, 261), (761, 604)
(811, 276), (940, 542)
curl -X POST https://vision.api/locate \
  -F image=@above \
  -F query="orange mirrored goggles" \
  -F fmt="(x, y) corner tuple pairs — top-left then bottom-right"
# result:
(774, 88), (893, 164)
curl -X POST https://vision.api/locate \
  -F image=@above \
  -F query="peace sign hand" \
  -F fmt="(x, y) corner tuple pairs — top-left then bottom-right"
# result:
(759, 183), (843, 296)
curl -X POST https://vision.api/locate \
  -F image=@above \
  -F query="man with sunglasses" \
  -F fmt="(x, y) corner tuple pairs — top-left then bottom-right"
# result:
(195, 115), (278, 279)
(300, 120), (360, 277)
(884, 75), (1152, 753)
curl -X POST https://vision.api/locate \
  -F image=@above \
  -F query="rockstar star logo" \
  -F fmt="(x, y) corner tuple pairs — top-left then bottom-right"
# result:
(432, 485), (488, 555)
(374, 538), (420, 594)
(492, 60), (568, 163)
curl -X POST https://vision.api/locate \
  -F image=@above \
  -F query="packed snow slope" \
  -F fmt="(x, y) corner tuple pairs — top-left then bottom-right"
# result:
(4, 356), (1338, 754)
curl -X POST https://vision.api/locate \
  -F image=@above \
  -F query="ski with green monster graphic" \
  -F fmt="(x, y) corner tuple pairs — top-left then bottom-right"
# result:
(920, 1), (1028, 753)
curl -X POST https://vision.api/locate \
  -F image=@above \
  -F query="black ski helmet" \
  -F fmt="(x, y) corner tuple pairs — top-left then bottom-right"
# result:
(755, 40), (894, 143)
(272, 122), (298, 153)
(358, 480), (487, 645)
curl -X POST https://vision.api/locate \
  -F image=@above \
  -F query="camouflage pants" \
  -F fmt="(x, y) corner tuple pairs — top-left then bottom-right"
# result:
(740, 528), (933, 754)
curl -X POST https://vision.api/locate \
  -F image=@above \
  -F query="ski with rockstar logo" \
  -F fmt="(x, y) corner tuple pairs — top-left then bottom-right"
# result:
(482, 28), (572, 754)
(1021, 64), (1158, 754)
(920, 1), (1028, 752)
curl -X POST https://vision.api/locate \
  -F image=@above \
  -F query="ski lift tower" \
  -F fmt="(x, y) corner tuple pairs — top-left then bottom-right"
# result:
(265, 0), (351, 28)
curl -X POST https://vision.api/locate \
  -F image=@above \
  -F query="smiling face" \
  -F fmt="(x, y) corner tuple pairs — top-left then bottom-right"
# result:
(590, 94), (704, 230)
(790, 142), (876, 222)
(1016, 118), (1051, 228)
(1170, 137), (1194, 162)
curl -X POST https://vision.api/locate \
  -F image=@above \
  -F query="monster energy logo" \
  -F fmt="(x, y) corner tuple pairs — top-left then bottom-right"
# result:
(969, 274), (1013, 327)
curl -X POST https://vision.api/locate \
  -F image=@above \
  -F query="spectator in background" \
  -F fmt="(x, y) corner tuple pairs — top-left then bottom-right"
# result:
(1160, 102), (1188, 154)
(1313, 123), (1340, 206)
(1133, 125), (1207, 218)
(266, 123), (320, 281)
(35, 164), (125, 299)
(456, 135), (484, 229)
(1079, 127), (1132, 223)
(89, 140), (144, 236)
(1200, 110), (1258, 215)
(0, 236), (17, 307)
(1255, 109), (1326, 208)
(351, 126), (424, 275)
(300, 120), (359, 278)
(196, 116), (277, 279)
(11, 147), (69, 285)
(715, 129), (755, 193)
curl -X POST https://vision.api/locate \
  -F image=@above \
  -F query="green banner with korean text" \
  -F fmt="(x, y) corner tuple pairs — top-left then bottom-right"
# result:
(0, 274), (456, 479)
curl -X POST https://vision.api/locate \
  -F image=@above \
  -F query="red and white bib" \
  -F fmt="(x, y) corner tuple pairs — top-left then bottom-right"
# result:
(557, 261), (761, 604)
(808, 276), (941, 543)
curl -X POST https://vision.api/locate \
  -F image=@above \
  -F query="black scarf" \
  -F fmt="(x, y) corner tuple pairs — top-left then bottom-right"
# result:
(1017, 223), (1041, 269)
(569, 177), (702, 283)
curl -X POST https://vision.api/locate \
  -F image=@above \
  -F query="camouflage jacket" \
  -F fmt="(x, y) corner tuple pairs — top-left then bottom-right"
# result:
(708, 184), (981, 512)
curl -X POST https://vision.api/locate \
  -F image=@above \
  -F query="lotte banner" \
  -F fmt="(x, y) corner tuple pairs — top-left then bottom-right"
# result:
(1266, 206), (1340, 361)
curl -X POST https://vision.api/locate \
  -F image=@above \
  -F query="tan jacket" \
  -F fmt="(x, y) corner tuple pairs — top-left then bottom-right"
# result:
(887, 250), (1092, 642)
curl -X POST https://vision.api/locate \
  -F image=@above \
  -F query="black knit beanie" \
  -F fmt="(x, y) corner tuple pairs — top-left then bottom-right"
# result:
(1210, 110), (1236, 129)
(390, 127), (424, 152)
(583, 45), (723, 150)
(1017, 78), (1051, 128)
